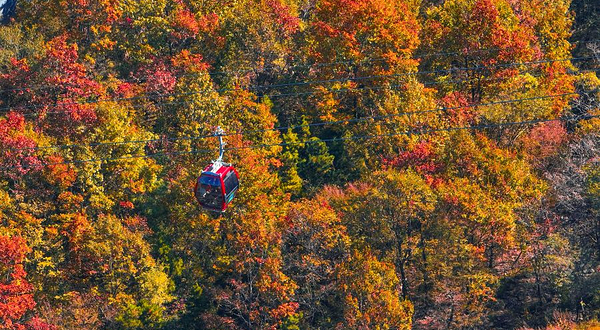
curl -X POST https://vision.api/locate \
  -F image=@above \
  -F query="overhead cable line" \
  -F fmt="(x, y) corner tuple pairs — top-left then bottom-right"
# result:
(2, 114), (597, 170)
(0, 47), (495, 94)
(15, 66), (598, 120)
(226, 115), (600, 152)
(3, 37), (599, 95)
(5, 92), (581, 152)
(0, 56), (592, 114)
(16, 66), (593, 119)
(0, 46), (510, 95)
(265, 69), (599, 99)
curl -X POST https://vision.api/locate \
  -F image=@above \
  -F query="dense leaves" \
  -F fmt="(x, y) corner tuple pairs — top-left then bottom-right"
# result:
(0, 0), (598, 329)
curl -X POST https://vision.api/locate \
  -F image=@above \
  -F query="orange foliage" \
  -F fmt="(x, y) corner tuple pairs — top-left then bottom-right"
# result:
(0, 235), (35, 329)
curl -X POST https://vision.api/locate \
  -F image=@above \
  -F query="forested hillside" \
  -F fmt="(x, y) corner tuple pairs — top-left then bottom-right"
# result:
(0, 0), (598, 329)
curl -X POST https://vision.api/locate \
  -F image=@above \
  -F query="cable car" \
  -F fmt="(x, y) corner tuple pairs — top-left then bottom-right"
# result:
(194, 163), (239, 212)
(194, 127), (240, 212)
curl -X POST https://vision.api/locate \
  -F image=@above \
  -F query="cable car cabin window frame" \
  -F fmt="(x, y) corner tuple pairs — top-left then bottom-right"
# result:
(199, 175), (220, 188)
(196, 174), (225, 211)
(223, 169), (239, 203)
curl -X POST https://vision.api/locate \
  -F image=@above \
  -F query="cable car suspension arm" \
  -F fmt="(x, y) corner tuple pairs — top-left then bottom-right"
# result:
(215, 126), (226, 166)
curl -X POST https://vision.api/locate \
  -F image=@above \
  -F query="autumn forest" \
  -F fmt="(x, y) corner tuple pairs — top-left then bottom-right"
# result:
(0, 0), (599, 328)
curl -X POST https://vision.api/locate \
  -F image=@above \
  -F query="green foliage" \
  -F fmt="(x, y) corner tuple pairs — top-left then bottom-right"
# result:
(297, 117), (335, 188)
(116, 300), (165, 329)
(280, 128), (303, 196)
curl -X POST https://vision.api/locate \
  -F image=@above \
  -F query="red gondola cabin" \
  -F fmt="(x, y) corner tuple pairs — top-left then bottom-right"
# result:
(194, 163), (240, 212)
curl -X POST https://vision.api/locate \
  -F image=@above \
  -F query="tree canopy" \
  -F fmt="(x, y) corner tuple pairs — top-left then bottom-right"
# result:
(0, 0), (598, 329)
